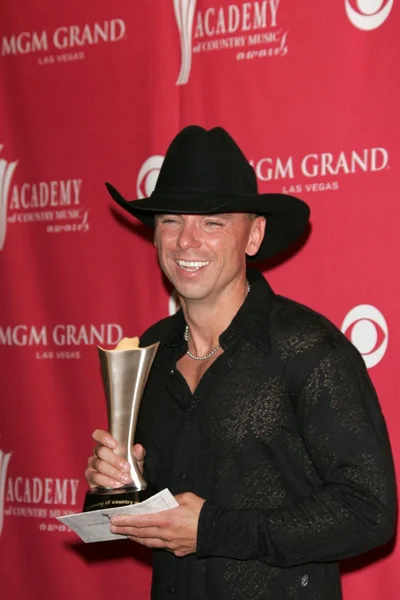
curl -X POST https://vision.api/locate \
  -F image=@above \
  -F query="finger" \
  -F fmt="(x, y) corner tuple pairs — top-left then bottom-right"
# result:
(111, 524), (161, 537)
(126, 536), (167, 549)
(93, 445), (130, 472)
(85, 467), (124, 489)
(87, 452), (132, 486)
(111, 512), (167, 528)
(91, 457), (132, 486)
(92, 429), (118, 449)
(132, 443), (146, 462)
(125, 536), (185, 556)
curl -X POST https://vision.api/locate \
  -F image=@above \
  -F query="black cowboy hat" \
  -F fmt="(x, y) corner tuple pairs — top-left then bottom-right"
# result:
(105, 125), (310, 261)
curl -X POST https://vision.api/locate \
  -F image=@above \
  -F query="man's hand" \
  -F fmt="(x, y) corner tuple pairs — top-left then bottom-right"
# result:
(85, 429), (146, 489)
(110, 492), (206, 557)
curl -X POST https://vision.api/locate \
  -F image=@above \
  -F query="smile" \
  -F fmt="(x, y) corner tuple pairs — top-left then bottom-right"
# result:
(175, 260), (210, 272)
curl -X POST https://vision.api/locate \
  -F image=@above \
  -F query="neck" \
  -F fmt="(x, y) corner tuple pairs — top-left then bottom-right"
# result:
(179, 277), (249, 356)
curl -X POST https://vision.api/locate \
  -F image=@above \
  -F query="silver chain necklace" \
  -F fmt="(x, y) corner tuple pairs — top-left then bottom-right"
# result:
(184, 280), (251, 361)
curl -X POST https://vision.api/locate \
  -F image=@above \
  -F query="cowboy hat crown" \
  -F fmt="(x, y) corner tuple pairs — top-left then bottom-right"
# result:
(153, 125), (258, 198)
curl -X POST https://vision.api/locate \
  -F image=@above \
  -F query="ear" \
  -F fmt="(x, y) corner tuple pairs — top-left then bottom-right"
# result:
(245, 216), (266, 257)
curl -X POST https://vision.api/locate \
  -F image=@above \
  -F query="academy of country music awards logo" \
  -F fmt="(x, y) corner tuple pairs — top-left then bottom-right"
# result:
(174, 0), (287, 85)
(174, 0), (395, 85)
(0, 447), (80, 537)
(0, 145), (90, 251)
(1, 18), (126, 65)
(0, 323), (124, 360)
(345, 0), (394, 30)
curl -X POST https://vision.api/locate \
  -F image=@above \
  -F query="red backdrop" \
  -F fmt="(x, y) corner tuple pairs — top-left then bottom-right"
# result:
(0, 1), (399, 598)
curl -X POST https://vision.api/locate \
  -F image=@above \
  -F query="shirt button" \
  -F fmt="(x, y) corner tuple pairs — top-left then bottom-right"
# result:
(301, 575), (309, 587)
(168, 585), (175, 594)
(170, 369), (174, 375)
(180, 472), (188, 481)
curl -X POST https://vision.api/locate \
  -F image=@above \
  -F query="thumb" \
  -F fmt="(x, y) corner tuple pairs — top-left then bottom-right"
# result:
(174, 493), (186, 505)
(132, 443), (146, 462)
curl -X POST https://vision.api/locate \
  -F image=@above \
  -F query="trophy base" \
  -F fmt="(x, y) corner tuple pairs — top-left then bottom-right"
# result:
(83, 486), (150, 512)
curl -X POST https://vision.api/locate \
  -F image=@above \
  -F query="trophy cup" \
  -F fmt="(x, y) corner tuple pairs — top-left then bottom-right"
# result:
(83, 337), (159, 512)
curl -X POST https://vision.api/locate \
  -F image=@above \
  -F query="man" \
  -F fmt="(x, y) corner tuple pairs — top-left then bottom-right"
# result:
(86, 126), (396, 599)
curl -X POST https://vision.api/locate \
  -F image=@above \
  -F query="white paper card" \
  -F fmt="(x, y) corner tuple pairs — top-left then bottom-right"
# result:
(56, 488), (178, 543)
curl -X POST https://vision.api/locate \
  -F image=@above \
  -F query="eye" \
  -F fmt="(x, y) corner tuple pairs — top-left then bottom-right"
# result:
(341, 305), (389, 369)
(159, 216), (179, 224)
(204, 220), (223, 227)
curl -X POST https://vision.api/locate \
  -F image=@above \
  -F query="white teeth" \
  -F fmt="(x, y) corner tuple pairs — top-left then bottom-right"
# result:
(176, 260), (210, 270)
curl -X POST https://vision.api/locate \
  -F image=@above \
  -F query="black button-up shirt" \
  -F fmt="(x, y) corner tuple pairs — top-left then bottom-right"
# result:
(137, 269), (396, 600)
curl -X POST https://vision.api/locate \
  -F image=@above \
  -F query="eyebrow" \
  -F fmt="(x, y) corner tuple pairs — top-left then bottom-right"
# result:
(205, 213), (231, 219)
(155, 213), (232, 220)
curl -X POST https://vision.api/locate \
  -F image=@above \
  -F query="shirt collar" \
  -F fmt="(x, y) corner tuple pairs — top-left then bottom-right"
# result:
(157, 269), (274, 354)
(220, 268), (273, 354)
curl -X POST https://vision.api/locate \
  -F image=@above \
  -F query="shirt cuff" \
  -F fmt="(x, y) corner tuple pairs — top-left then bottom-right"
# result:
(196, 501), (273, 561)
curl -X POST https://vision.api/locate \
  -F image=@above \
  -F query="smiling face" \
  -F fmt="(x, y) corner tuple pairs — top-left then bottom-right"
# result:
(154, 213), (266, 302)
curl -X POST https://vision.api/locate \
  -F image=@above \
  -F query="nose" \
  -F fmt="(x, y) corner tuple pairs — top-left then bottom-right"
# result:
(177, 220), (201, 251)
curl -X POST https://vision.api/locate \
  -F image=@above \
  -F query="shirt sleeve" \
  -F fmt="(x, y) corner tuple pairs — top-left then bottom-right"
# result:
(196, 342), (397, 566)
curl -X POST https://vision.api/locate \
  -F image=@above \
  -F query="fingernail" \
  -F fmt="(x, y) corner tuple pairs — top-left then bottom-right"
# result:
(110, 525), (117, 533)
(121, 474), (130, 482)
(120, 462), (130, 471)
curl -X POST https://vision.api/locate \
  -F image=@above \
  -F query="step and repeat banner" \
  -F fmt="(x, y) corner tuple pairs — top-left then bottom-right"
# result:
(0, 1), (399, 598)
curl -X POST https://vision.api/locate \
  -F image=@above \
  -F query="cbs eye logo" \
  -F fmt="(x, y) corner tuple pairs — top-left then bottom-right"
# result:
(136, 155), (165, 199)
(341, 305), (388, 368)
(345, 0), (394, 30)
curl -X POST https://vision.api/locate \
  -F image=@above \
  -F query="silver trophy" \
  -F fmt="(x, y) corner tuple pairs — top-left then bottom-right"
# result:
(83, 338), (159, 512)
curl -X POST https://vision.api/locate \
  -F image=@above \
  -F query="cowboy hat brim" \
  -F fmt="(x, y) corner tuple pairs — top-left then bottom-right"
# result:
(105, 182), (310, 261)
